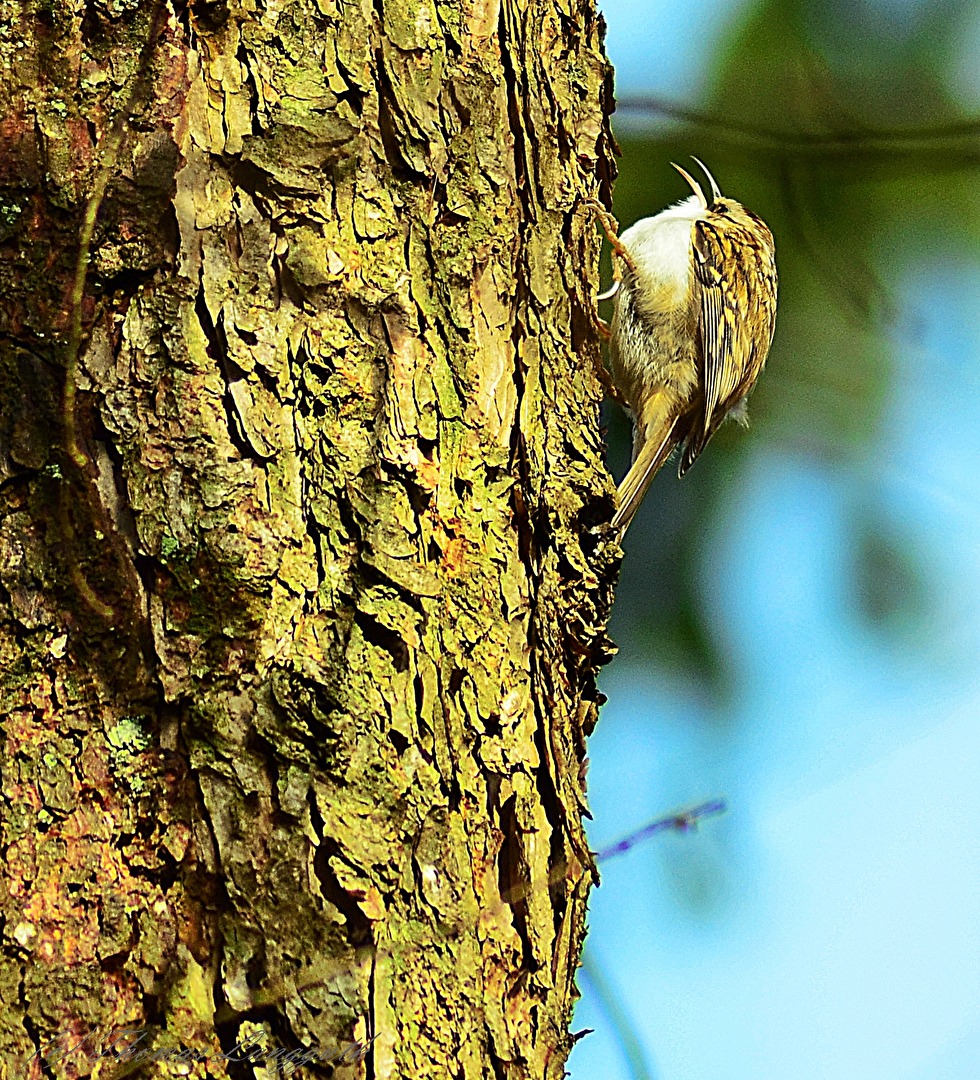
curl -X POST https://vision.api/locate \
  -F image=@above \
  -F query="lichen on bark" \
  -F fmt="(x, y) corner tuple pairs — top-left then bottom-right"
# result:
(0, 0), (620, 1075)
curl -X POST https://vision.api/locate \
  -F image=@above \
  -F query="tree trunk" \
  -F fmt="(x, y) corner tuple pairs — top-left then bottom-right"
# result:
(0, 0), (619, 1076)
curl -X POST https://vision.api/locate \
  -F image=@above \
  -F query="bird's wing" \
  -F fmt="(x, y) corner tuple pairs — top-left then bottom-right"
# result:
(694, 219), (737, 429)
(683, 214), (776, 475)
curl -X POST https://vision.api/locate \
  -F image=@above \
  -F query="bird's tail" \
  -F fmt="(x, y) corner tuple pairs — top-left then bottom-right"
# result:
(611, 407), (680, 533)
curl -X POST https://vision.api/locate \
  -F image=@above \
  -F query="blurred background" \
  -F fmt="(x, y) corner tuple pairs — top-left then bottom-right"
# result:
(569, 1), (980, 1077)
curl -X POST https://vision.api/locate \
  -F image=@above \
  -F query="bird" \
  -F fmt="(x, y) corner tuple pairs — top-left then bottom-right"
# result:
(589, 159), (777, 534)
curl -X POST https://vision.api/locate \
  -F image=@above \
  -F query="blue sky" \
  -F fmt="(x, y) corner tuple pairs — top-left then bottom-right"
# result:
(571, 262), (980, 1080)
(599, 0), (752, 98)
(569, 3), (980, 1077)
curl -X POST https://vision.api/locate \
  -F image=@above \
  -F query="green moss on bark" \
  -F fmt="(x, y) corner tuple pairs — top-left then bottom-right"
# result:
(0, 0), (620, 1075)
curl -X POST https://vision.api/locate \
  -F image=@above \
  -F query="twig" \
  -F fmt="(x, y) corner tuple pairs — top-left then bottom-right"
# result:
(616, 94), (980, 158)
(594, 798), (727, 863)
(580, 949), (659, 1080)
(62, 0), (169, 471)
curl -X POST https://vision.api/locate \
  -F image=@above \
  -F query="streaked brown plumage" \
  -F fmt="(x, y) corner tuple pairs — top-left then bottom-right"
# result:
(594, 160), (777, 533)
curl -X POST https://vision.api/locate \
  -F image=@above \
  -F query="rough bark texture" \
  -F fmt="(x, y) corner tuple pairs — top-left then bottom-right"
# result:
(0, 0), (619, 1076)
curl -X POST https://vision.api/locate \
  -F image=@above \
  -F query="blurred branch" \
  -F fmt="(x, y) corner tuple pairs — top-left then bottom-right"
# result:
(580, 949), (659, 1080)
(617, 95), (980, 159)
(594, 799), (726, 863)
(775, 158), (894, 326)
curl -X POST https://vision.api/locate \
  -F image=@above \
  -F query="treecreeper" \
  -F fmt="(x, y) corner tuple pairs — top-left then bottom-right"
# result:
(588, 159), (778, 533)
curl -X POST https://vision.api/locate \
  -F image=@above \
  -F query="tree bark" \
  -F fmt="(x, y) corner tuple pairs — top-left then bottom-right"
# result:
(0, 0), (619, 1076)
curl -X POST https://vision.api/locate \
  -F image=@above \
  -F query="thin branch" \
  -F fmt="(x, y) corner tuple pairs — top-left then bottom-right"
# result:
(594, 798), (726, 863)
(62, 0), (169, 471)
(580, 949), (659, 1080)
(59, 0), (168, 620)
(616, 95), (980, 158)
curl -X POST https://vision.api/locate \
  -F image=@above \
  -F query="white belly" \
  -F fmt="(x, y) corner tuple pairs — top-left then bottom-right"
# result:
(620, 212), (695, 314)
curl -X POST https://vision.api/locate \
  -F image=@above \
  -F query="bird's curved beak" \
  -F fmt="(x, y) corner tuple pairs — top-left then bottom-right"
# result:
(691, 157), (722, 203)
(670, 162), (707, 209)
